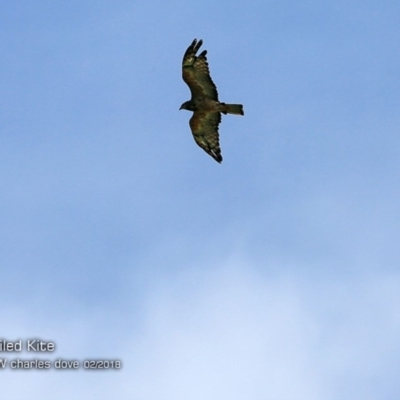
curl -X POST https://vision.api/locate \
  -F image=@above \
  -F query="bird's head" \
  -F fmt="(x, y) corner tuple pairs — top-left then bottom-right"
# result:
(179, 101), (195, 111)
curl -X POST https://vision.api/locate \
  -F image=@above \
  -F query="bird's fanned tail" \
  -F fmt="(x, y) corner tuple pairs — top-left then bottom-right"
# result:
(220, 103), (244, 115)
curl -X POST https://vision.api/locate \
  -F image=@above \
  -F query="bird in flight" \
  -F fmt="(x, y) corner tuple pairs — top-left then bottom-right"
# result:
(180, 39), (244, 163)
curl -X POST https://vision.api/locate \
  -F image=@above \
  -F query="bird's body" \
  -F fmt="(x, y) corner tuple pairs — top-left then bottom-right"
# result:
(180, 39), (244, 163)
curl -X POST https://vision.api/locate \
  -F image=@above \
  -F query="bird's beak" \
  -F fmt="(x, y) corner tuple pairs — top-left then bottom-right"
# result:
(179, 105), (183, 110)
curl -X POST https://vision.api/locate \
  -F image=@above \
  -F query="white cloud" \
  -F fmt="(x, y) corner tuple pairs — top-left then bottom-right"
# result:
(1, 260), (399, 399)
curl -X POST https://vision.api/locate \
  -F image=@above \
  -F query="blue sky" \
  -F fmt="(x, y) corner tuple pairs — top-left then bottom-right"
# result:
(1, 1), (400, 398)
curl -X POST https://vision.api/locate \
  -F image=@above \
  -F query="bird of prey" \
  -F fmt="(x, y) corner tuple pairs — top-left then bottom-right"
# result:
(180, 39), (244, 163)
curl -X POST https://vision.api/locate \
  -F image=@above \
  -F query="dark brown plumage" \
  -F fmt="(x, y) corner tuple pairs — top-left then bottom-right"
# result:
(180, 39), (244, 163)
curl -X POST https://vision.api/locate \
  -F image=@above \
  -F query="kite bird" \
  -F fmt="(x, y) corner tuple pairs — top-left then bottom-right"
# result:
(180, 39), (244, 163)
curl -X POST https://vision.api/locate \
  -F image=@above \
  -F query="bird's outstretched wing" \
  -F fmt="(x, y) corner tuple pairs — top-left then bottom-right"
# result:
(182, 39), (219, 101)
(189, 111), (222, 163)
